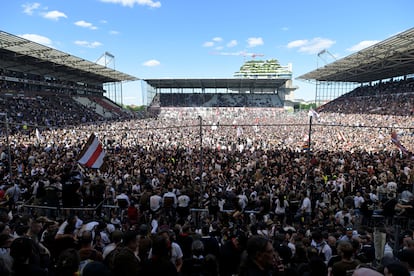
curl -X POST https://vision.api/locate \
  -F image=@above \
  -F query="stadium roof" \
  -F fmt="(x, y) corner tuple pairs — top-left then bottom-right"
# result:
(0, 30), (138, 84)
(297, 27), (414, 83)
(144, 78), (289, 90)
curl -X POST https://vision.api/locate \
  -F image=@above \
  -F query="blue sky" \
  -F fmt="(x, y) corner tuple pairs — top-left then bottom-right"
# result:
(1, 0), (413, 105)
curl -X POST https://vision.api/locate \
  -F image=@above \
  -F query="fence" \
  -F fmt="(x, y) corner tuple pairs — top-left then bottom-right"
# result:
(14, 201), (261, 229)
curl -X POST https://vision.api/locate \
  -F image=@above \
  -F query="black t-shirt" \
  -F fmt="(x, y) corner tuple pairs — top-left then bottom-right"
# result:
(382, 198), (397, 217)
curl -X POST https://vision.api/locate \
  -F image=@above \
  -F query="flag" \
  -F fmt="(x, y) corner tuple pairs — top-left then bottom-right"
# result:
(77, 133), (106, 169)
(35, 128), (44, 142)
(337, 131), (347, 142)
(391, 131), (409, 154)
(308, 109), (320, 119)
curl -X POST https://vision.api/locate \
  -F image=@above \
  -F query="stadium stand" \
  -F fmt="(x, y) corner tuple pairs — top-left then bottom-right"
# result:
(1, 28), (414, 276)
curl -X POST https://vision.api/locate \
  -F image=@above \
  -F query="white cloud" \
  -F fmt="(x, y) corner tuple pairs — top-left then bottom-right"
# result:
(143, 59), (160, 67)
(227, 40), (237, 48)
(203, 41), (214, 47)
(212, 37), (222, 42)
(74, 40), (102, 48)
(22, 2), (40, 15)
(287, 37), (335, 54)
(287, 39), (308, 48)
(75, 20), (98, 30)
(215, 46), (224, 51)
(100, 0), (161, 8)
(42, 10), (67, 20)
(19, 33), (52, 46)
(281, 27), (289, 31)
(247, 37), (264, 48)
(109, 30), (120, 35)
(347, 40), (379, 52)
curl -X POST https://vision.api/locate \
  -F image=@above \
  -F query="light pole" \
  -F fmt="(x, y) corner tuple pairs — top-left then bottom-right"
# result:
(306, 110), (313, 181)
(198, 116), (203, 187)
(306, 109), (319, 181)
(0, 112), (13, 181)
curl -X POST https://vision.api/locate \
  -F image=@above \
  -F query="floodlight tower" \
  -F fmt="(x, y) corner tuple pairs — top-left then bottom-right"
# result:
(317, 49), (336, 65)
(314, 49), (337, 106)
(96, 52), (123, 106)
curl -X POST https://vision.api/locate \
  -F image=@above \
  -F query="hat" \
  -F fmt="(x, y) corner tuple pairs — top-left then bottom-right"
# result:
(266, 219), (274, 226)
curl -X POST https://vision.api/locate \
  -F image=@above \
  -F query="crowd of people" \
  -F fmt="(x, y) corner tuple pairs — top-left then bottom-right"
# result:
(0, 80), (414, 275)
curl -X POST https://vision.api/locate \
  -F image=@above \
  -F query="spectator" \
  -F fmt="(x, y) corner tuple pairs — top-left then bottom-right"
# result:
(239, 235), (277, 276)
(141, 235), (178, 276)
(331, 241), (360, 276)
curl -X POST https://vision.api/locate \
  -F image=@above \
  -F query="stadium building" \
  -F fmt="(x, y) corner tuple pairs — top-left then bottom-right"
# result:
(1, 27), (414, 124)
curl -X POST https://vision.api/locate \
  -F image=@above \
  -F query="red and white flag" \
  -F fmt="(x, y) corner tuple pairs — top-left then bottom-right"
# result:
(391, 131), (409, 154)
(77, 133), (106, 169)
(337, 131), (347, 142)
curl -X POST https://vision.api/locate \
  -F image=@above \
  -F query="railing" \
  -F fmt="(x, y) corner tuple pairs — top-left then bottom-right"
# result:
(13, 201), (261, 228)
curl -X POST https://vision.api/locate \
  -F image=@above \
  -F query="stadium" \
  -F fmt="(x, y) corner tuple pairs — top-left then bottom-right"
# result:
(1, 27), (414, 275)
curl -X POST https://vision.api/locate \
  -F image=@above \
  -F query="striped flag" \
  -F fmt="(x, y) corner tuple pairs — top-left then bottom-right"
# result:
(337, 131), (347, 142)
(77, 133), (106, 169)
(391, 131), (409, 154)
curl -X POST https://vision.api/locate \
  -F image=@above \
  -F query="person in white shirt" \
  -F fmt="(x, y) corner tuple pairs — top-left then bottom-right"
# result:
(335, 209), (353, 227)
(354, 191), (365, 224)
(149, 229), (183, 272)
(115, 190), (130, 208)
(102, 229), (123, 259)
(162, 186), (178, 218)
(369, 189), (379, 202)
(237, 192), (249, 211)
(150, 189), (163, 214)
(311, 231), (332, 264)
(295, 191), (312, 224)
(177, 190), (191, 222)
(163, 187), (178, 207)
(274, 194), (289, 224)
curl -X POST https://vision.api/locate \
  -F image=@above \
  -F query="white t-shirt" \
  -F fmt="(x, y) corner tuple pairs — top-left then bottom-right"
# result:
(177, 194), (190, 207)
(275, 199), (289, 214)
(354, 196), (364, 208)
(301, 197), (312, 213)
(150, 195), (162, 211)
